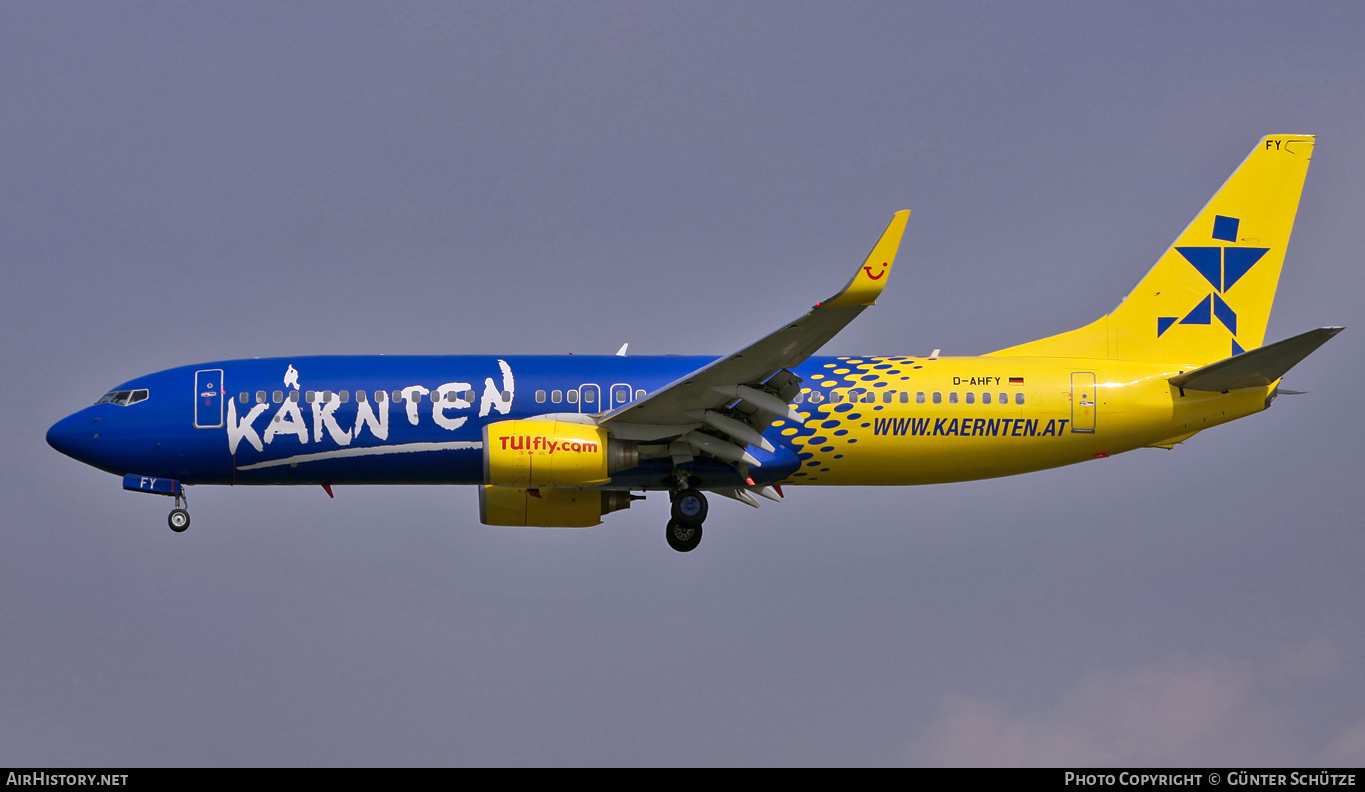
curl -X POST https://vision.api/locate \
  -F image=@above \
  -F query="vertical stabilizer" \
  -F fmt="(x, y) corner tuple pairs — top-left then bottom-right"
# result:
(990, 135), (1315, 364)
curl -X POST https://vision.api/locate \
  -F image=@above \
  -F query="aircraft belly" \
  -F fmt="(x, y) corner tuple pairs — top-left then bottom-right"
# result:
(227, 445), (486, 486)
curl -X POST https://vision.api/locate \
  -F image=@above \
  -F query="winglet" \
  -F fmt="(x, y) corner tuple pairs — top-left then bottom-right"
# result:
(822, 210), (910, 307)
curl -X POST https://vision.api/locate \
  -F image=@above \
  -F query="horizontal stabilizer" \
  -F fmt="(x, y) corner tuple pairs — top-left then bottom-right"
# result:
(1169, 327), (1343, 392)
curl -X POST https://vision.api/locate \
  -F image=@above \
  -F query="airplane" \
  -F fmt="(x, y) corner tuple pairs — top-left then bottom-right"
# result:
(47, 134), (1340, 552)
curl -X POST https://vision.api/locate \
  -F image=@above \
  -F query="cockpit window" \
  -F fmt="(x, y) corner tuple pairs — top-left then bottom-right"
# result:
(95, 389), (149, 406)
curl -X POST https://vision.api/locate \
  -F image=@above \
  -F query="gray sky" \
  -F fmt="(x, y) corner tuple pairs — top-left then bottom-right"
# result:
(3, 1), (1364, 766)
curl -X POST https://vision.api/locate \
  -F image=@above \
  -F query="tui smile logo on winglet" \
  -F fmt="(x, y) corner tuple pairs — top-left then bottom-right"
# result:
(863, 261), (889, 280)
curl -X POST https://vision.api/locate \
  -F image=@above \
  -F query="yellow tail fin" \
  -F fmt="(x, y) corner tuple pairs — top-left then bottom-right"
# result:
(990, 135), (1315, 365)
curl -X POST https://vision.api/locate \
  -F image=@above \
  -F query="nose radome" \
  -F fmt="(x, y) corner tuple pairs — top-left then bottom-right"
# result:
(47, 412), (93, 461)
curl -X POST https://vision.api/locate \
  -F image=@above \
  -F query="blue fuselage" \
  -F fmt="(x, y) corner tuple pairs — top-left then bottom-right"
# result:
(46, 355), (810, 492)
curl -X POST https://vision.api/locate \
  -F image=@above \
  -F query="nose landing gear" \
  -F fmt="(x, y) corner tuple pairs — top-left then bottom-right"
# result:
(665, 488), (708, 552)
(121, 474), (192, 532)
(167, 492), (190, 533)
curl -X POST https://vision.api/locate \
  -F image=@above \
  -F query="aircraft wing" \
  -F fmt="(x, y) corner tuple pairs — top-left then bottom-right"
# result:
(598, 211), (910, 466)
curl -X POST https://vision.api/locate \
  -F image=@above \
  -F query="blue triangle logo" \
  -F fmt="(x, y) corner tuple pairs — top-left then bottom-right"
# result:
(1179, 295), (1211, 326)
(1212, 293), (1237, 335)
(1176, 247), (1222, 291)
(1223, 247), (1269, 291)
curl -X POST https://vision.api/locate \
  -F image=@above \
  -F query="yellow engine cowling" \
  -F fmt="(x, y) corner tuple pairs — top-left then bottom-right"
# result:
(482, 419), (636, 488)
(479, 485), (637, 527)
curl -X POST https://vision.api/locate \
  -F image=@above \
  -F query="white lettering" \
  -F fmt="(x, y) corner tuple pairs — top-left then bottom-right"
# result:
(311, 396), (352, 446)
(226, 398), (270, 454)
(433, 382), (473, 430)
(264, 398), (309, 445)
(230, 362), (515, 453)
(479, 358), (515, 417)
(401, 386), (430, 425)
(353, 391), (390, 441)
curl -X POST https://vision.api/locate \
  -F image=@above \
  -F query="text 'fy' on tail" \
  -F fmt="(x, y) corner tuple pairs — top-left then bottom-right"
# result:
(991, 135), (1315, 365)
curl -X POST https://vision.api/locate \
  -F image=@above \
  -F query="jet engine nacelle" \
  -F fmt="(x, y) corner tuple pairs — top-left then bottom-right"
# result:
(482, 419), (637, 488)
(479, 485), (637, 527)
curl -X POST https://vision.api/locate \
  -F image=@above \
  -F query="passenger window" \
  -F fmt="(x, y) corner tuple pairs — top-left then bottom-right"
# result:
(899, 392), (909, 404)
(501, 391), (512, 401)
(982, 392), (991, 405)
(465, 390), (476, 402)
(932, 392), (942, 404)
(583, 390), (596, 404)
(356, 390), (367, 403)
(965, 392), (974, 404)
(949, 393), (958, 404)
(447, 391), (458, 403)
(635, 390), (646, 400)
(864, 392), (876, 404)
(257, 391), (267, 404)
(290, 391), (301, 403)
(239, 392), (249, 404)
(999, 392), (1007, 405)
(1015, 392), (1025, 405)
(306, 391), (317, 403)
(615, 389), (628, 402)
(916, 392), (925, 404)
(567, 390), (579, 404)
(273, 391), (284, 403)
(392, 390), (403, 403)
(551, 390), (562, 404)
(375, 390), (386, 403)
(809, 391), (824, 403)
(536, 390), (546, 403)
(883, 392), (893, 403)
(339, 391), (348, 403)
(793, 392), (805, 404)
(830, 391), (843, 403)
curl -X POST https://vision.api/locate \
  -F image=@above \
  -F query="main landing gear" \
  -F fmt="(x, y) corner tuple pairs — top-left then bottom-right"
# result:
(167, 492), (190, 533)
(665, 488), (708, 553)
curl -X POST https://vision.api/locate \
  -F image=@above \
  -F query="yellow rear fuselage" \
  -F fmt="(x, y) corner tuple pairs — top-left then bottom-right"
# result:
(778, 355), (1272, 486)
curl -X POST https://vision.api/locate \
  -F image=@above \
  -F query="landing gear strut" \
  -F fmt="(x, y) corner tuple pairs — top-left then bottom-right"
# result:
(167, 492), (190, 533)
(671, 488), (708, 526)
(665, 488), (708, 552)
